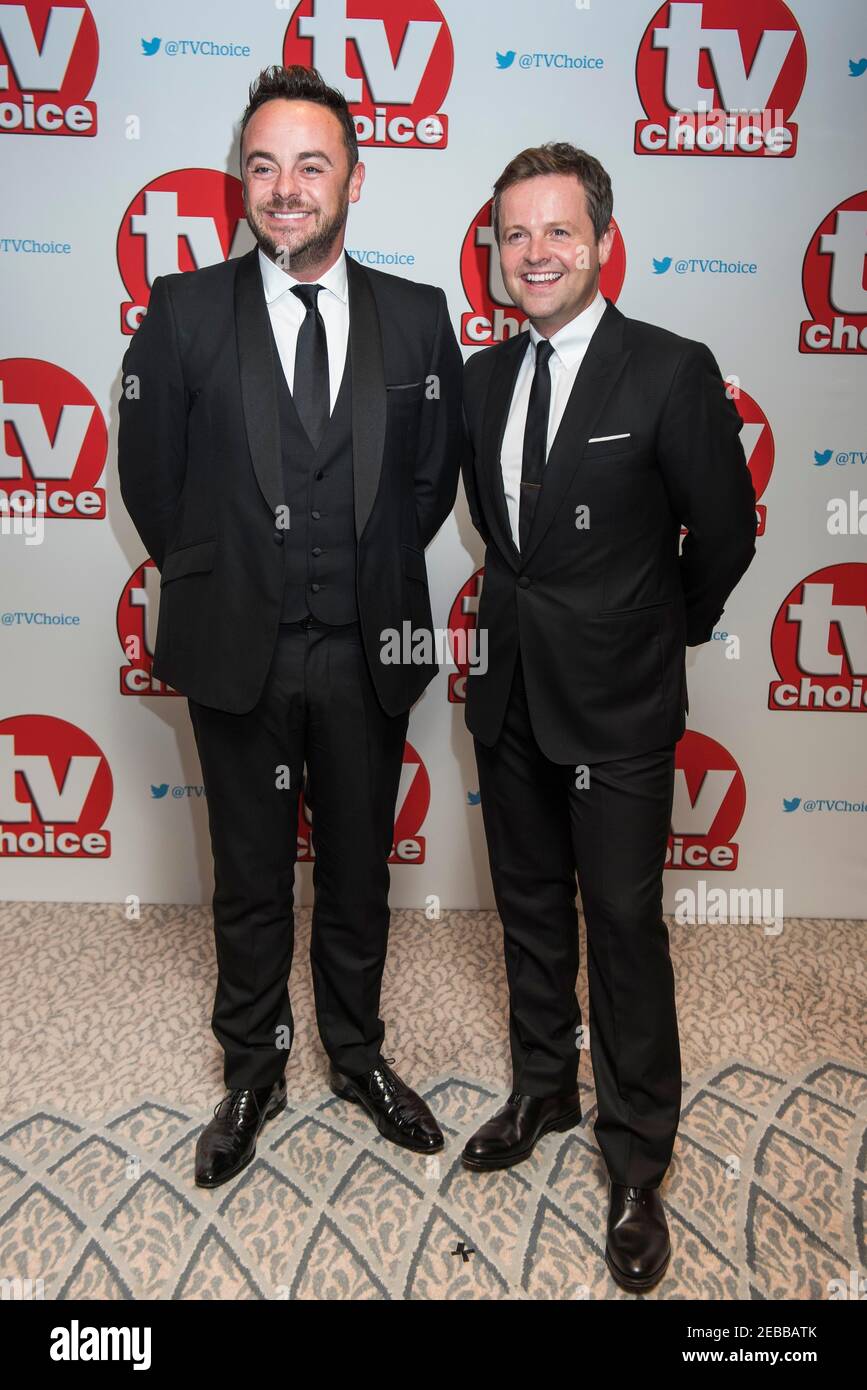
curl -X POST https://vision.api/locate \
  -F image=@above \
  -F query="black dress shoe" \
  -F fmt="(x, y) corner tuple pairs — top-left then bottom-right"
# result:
(461, 1089), (582, 1171)
(605, 1182), (671, 1293)
(329, 1055), (443, 1154)
(194, 1078), (287, 1188)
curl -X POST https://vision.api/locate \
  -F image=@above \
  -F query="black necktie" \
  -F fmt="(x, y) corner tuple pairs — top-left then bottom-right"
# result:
(290, 283), (329, 448)
(519, 338), (554, 551)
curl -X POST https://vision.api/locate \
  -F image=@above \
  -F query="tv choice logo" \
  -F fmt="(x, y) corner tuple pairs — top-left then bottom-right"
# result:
(667, 730), (745, 871)
(0, 358), (106, 519)
(634, 0), (806, 158)
(296, 740), (429, 864)
(447, 567), (484, 703)
(459, 199), (626, 346)
(0, 0), (98, 136)
(282, 0), (452, 150)
(118, 169), (253, 333)
(799, 192), (867, 355)
(0, 714), (112, 857)
(769, 563), (867, 713)
(117, 559), (180, 697)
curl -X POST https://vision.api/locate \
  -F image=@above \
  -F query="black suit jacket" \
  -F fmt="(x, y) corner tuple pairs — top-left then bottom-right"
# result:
(461, 298), (757, 764)
(118, 247), (462, 716)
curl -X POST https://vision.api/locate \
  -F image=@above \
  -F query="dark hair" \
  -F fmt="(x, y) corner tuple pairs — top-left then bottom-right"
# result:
(491, 142), (613, 244)
(239, 65), (358, 174)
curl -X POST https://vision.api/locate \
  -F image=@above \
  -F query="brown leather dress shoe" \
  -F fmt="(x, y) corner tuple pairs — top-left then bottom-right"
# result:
(462, 1089), (582, 1170)
(605, 1182), (672, 1293)
(329, 1055), (444, 1154)
(195, 1078), (287, 1188)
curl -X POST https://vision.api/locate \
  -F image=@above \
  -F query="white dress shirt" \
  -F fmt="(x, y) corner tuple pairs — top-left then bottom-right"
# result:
(257, 246), (349, 412)
(500, 288), (608, 549)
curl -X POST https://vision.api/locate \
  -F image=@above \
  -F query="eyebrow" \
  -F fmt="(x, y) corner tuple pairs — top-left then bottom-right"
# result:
(504, 223), (573, 233)
(244, 148), (334, 167)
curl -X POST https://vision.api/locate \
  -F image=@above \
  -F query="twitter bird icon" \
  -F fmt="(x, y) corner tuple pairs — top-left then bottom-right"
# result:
(496, 51), (516, 69)
(652, 256), (672, 274)
(813, 449), (832, 466)
(467, 790), (481, 805)
(848, 58), (866, 76)
(782, 797), (801, 812)
(151, 783), (169, 798)
(141, 37), (161, 56)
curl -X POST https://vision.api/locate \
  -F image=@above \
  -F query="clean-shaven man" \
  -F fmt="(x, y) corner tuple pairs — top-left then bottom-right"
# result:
(119, 65), (462, 1186)
(460, 143), (756, 1292)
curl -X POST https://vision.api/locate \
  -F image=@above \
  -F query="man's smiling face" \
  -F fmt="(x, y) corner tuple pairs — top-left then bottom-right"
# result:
(498, 173), (614, 336)
(241, 98), (364, 279)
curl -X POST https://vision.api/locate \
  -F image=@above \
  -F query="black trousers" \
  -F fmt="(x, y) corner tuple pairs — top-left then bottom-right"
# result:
(473, 653), (681, 1188)
(188, 619), (409, 1090)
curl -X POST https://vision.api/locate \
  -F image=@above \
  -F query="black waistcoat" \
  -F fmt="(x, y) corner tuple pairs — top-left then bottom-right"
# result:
(269, 321), (359, 624)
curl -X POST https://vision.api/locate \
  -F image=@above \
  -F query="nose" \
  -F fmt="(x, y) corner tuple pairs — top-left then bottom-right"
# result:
(272, 168), (302, 203)
(523, 235), (550, 265)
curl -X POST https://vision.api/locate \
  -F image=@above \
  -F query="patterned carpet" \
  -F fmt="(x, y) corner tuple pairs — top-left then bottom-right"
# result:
(0, 903), (864, 1300)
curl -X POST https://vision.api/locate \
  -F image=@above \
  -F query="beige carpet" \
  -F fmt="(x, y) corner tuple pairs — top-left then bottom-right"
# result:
(0, 903), (864, 1300)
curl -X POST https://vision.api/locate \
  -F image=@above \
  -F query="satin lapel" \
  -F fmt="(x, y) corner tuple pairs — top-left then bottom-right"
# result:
(234, 248), (283, 522)
(521, 301), (630, 567)
(345, 252), (386, 540)
(479, 331), (531, 569)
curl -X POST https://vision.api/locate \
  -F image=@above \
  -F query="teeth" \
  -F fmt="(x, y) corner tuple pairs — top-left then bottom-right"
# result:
(524, 272), (561, 282)
(270, 211), (309, 219)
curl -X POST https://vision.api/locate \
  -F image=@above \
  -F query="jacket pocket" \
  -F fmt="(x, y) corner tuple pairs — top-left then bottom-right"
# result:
(387, 381), (425, 405)
(160, 537), (217, 586)
(582, 436), (638, 460)
(598, 598), (673, 617)
(401, 543), (428, 585)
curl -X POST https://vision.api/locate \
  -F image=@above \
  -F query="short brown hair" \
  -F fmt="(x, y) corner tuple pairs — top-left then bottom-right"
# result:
(491, 142), (613, 244)
(239, 65), (358, 174)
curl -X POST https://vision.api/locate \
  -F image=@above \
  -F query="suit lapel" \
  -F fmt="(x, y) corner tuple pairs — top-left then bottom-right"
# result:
(235, 248), (283, 522)
(480, 330), (531, 569)
(345, 252), (386, 540)
(235, 246), (386, 540)
(521, 299), (631, 566)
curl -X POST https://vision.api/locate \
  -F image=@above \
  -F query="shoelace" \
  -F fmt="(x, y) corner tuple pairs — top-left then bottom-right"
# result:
(369, 1057), (400, 1100)
(370, 1057), (430, 1129)
(213, 1088), (260, 1122)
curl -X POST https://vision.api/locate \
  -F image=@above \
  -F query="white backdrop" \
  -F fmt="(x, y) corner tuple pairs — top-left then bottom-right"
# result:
(1, 0), (865, 917)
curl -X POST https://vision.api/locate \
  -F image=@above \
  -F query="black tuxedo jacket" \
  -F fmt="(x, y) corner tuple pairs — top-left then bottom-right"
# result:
(461, 298), (757, 764)
(118, 247), (462, 716)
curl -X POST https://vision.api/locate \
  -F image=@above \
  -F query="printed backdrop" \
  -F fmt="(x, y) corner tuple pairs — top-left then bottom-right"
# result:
(1, 0), (865, 916)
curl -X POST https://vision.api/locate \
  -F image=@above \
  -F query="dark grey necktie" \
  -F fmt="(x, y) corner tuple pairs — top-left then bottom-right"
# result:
(519, 338), (554, 551)
(290, 283), (329, 448)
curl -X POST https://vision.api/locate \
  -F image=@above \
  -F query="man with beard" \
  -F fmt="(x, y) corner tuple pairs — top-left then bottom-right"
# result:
(118, 65), (462, 1185)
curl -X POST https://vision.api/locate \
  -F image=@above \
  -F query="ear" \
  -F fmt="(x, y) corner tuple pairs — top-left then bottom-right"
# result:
(597, 223), (616, 268)
(349, 161), (366, 204)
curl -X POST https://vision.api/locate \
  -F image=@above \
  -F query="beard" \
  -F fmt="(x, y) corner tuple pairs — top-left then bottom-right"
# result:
(246, 190), (349, 273)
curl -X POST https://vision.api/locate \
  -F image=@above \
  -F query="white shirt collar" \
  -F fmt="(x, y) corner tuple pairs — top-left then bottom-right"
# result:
(528, 288), (607, 368)
(257, 245), (349, 306)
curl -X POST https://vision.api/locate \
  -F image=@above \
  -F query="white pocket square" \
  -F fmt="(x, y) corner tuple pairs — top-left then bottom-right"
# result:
(588, 432), (631, 443)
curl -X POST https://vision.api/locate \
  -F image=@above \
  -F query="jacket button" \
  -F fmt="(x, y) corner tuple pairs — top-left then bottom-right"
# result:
(312, 546), (322, 557)
(311, 509), (321, 519)
(517, 576), (531, 588)
(314, 470), (324, 480)
(311, 583), (321, 593)
(272, 532), (284, 545)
